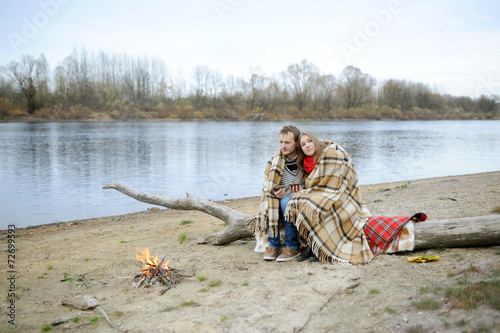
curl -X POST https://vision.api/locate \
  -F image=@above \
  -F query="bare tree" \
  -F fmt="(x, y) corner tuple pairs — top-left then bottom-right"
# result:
(76, 47), (95, 107)
(0, 73), (15, 99)
(284, 59), (319, 111)
(265, 79), (283, 113)
(122, 55), (152, 108)
(248, 73), (267, 110)
(3, 54), (49, 114)
(192, 65), (212, 109)
(151, 57), (169, 104)
(414, 83), (433, 109)
(337, 65), (375, 109)
(135, 57), (152, 107)
(379, 79), (404, 109)
(95, 51), (119, 109)
(477, 95), (497, 114)
(168, 71), (186, 104)
(54, 53), (80, 107)
(207, 69), (224, 107)
(312, 74), (337, 114)
(400, 80), (415, 111)
(451, 96), (477, 113)
(222, 75), (245, 109)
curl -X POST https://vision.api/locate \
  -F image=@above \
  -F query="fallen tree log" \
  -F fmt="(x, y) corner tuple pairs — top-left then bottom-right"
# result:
(104, 182), (500, 248)
(103, 182), (253, 245)
(413, 215), (500, 250)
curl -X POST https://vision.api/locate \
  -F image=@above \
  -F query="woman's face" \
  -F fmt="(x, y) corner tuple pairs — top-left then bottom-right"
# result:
(300, 135), (316, 156)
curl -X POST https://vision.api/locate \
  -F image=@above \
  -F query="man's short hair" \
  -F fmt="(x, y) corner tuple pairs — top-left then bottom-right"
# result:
(279, 125), (301, 143)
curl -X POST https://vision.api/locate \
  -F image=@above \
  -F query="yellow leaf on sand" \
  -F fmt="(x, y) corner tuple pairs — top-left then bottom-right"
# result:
(407, 255), (440, 263)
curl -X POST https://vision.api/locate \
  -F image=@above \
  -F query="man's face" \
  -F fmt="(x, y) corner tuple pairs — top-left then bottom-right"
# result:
(279, 132), (297, 157)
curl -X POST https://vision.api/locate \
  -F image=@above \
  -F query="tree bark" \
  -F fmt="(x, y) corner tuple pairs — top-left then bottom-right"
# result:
(104, 182), (500, 248)
(103, 181), (253, 245)
(413, 215), (500, 250)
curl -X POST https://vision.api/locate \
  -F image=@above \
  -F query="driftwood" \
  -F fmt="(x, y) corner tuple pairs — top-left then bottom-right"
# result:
(104, 182), (500, 248)
(413, 215), (500, 250)
(61, 296), (122, 331)
(61, 295), (100, 310)
(103, 182), (253, 245)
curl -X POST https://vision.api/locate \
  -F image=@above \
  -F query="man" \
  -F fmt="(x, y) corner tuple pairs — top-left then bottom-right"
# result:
(254, 125), (303, 261)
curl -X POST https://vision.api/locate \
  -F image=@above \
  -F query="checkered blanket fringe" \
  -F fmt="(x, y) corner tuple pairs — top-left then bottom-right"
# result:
(250, 149), (285, 238)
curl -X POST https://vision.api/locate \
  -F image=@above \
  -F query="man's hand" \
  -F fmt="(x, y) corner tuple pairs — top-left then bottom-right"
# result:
(274, 187), (286, 199)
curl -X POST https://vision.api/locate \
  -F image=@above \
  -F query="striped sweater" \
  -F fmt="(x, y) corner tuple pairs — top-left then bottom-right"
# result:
(280, 154), (303, 196)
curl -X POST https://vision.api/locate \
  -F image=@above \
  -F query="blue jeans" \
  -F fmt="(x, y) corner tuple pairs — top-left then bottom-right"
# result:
(268, 196), (299, 250)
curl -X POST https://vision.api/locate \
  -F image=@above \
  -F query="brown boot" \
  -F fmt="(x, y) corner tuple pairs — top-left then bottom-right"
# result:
(276, 247), (300, 262)
(263, 247), (279, 261)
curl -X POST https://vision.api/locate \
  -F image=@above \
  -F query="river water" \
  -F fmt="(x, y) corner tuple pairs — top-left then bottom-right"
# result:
(1, 120), (498, 229)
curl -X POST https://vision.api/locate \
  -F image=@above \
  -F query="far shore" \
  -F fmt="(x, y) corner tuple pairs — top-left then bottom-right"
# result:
(0, 116), (419, 123)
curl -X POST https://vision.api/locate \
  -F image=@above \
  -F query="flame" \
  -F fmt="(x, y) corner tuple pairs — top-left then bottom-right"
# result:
(136, 248), (169, 273)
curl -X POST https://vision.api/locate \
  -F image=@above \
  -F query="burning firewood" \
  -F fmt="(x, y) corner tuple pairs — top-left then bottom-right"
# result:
(132, 248), (193, 294)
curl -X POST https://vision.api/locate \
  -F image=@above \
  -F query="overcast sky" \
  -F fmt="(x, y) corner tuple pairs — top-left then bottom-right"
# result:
(1, 0), (499, 97)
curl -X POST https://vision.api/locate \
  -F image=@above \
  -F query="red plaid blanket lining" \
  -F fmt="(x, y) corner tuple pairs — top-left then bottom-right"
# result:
(364, 213), (427, 256)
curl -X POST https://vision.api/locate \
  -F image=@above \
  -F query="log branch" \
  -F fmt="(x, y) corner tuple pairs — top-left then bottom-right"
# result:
(103, 181), (253, 245)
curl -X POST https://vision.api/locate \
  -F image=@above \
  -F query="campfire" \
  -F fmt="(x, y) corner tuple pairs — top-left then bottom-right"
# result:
(133, 248), (190, 294)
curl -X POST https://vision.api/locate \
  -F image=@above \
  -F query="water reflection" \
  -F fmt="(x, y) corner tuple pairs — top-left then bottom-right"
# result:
(0, 120), (498, 228)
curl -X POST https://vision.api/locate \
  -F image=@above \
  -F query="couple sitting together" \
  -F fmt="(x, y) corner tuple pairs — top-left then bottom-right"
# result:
(250, 125), (426, 265)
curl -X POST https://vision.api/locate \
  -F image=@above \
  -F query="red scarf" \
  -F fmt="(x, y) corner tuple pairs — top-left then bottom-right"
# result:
(304, 155), (317, 174)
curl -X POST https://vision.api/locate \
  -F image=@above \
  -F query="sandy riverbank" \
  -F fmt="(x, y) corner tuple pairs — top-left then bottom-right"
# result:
(1, 172), (499, 332)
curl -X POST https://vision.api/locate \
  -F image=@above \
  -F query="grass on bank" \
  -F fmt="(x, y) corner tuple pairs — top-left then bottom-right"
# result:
(161, 300), (198, 312)
(445, 278), (500, 310)
(447, 264), (481, 277)
(209, 280), (222, 287)
(196, 273), (208, 281)
(412, 270), (500, 311)
(411, 298), (441, 310)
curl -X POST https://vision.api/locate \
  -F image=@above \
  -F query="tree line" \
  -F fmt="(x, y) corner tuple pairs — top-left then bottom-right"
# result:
(0, 47), (498, 121)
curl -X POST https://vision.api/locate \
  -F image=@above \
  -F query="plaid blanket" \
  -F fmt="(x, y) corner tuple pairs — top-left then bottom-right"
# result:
(284, 143), (373, 265)
(250, 149), (286, 238)
(364, 213), (428, 255)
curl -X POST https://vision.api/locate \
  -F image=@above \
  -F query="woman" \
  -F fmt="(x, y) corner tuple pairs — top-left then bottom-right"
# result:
(289, 132), (427, 264)
(286, 132), (374, 265)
